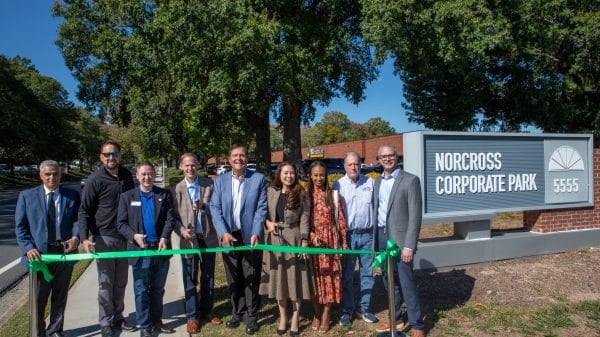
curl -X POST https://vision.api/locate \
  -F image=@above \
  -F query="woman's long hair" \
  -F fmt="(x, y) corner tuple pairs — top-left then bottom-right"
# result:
(270, 161), (304, 209)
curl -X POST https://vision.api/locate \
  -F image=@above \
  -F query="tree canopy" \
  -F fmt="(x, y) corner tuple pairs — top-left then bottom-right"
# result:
(53, 0), (377, 165)
(361, 0), (599, 138)
(0, 55), (79, 165)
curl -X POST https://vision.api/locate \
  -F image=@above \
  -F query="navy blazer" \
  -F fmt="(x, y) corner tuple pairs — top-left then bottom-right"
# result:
(15, 185), (80, 267)
(210, 170), (267, 245)
(116, 186), (176, 265)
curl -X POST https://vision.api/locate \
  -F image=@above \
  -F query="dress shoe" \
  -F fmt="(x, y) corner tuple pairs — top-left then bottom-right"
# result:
(48, 332), (65, 337)
(207, 313), (223, 325)
(276, 328), (287, 335)
(245, 325), (259, 335)
(140, 329), (152, 337)
(375, 320), (409, 333)
(113, 319), (138, 332)
(153, 322), (176, 334)
(289, 330), (300, 337)
(187, 319), (200, 334)
(411, 329), (426, 337)
(225, 318), (241, 328)
(100, 326), (114, 337)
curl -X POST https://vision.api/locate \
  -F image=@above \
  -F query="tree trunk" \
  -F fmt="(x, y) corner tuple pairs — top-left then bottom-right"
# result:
(254, 109), (271, 175)
(282, 98), (302, 165)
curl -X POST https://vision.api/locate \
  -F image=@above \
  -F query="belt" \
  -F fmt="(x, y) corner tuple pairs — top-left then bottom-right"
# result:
(48, 241), (64, 247)
(145, 242), (159, 250)
(348, 228), (372, 235)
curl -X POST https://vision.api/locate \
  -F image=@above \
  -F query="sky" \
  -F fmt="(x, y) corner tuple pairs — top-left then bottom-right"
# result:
(0, 1), (426, 133)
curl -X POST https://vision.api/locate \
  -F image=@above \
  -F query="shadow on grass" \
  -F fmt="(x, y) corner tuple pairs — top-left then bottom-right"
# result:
(368, 267), (476, 334)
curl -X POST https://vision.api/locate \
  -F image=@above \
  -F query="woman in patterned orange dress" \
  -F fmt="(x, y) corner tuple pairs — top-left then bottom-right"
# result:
(307, 161), (348, 333)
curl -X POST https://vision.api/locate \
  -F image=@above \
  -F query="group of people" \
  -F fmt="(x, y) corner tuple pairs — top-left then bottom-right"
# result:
(15, 140), (426, 337)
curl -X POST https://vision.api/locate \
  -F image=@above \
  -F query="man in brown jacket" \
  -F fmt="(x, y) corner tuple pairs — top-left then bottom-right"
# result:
(172, 153), (222, 333)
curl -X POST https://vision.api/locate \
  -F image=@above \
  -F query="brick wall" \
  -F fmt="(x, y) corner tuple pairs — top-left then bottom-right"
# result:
(271, 134), (404, 165)
(524, 148), (600, 233)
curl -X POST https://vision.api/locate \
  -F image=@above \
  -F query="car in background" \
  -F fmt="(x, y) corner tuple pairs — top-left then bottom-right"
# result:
(80, 176), (88, 189)
(216, 164), (231, 175)
(246, 163), (257, 172)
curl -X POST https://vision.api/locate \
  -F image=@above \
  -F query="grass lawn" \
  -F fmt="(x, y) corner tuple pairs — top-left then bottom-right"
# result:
(0, 260), (91, 337)
(0, 252), (598, 337)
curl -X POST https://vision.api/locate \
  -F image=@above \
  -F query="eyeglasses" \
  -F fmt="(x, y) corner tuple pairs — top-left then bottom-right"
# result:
(102, 151), (120, 158)
(379, 154), (396, 159)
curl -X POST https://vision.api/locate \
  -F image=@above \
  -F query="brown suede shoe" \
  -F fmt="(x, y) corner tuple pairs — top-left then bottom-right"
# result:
(411, 329), (426, 337)
(375, 320), (409, 333)
(207, 314), (223, 325)
(187, 319), (200, 334)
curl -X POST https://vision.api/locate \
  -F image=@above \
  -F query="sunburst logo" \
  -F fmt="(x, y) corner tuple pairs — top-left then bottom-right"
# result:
(548, 146), (584, 171)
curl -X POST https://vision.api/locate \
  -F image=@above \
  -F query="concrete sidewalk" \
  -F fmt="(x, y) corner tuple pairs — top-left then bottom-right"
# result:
(60, 256), (188, 337)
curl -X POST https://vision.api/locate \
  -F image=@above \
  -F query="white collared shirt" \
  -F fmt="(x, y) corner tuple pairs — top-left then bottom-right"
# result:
(43, 185), (62, 239)
(231, 172), (245, 230)
(333, 174), (373, 230)
(377, 168), (400, 228)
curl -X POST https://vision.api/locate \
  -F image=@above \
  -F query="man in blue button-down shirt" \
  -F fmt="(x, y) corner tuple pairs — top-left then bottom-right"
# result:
(333, 152), (378, 327)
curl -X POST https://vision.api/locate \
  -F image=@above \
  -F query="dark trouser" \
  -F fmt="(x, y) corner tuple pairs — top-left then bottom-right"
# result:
(37, 246), (74, 337)
(132, 255), (170, 332)
(181, 237), (216, 320)
(376, 227), (424, 330)
(222, 231), (262, 327)
(94, 235), (129, 327)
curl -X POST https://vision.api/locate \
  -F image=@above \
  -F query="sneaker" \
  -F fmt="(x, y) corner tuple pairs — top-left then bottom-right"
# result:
(100, 326), (114, 337)
(360, 311), (379, 323)
(339, 313), (352, 326)
(375, 320), (409, 333)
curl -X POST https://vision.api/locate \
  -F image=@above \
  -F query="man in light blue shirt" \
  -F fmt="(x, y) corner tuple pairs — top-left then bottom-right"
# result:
(333, 152), (378, 326)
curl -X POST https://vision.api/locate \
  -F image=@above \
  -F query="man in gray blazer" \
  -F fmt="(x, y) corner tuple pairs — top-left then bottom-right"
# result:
(372, 144), (426, 337)
(172, 153), (221, 334)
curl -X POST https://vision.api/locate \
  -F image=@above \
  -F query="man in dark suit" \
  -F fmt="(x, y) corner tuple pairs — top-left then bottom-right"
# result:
(373, 144), (426, 337)
(172, 153), (221, 334)
(210, 144), (267, 335)
(15, 160), (80, 337)
(116, 161), (176, 337)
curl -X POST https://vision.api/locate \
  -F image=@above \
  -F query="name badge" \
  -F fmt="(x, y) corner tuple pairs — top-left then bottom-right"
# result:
(131, 201), (142, 207)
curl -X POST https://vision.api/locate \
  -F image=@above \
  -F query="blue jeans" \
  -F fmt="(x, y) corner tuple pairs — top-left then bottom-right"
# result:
(376, 227), (424, 330)
(341, 230), (375, 315)
(181, 251), (216, 320)
(132, 256), (170, 331)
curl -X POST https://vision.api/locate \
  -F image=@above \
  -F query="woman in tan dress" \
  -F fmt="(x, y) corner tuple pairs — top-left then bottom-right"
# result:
(260, 162), (314, 336)
(307, 161), (348, 333)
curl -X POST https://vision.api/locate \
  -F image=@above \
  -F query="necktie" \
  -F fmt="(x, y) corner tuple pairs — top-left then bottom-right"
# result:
(47, 191), (56, 243)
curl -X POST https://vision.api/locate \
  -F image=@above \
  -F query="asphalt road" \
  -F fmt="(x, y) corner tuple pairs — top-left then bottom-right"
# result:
(0, 181), (80, 293)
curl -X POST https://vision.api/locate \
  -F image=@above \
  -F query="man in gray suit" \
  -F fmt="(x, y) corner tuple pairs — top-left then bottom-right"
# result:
(373, 144), (426, 337)
(172, 153), (221, 334)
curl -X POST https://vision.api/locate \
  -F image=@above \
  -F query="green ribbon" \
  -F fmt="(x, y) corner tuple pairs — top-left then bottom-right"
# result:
(29, 244), (375, 280)
(29, 259), (54, 282)
(371, 239), (400, 271)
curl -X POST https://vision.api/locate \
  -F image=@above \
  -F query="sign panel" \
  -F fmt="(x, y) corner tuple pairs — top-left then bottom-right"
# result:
(403, 132), (593, 219)
(308, 148), (324, 159)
